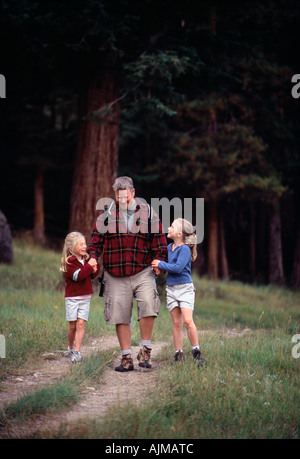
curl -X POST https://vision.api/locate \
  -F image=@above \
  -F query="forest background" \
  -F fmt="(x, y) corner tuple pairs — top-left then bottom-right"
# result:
(0, 0), (299, 287)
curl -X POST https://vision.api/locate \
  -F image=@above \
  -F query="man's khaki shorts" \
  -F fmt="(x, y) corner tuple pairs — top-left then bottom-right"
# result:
(103, 266), (161, 324)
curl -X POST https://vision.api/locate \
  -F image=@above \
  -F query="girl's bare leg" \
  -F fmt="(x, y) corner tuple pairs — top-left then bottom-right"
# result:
(68, 321), (76, 349)
(74, 318), (85, 351)
(181, 308), (198, 347)
(170, 307), (184, 350)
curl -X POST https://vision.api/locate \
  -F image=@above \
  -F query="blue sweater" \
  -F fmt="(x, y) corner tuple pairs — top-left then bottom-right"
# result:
(158, 243), (192, 286)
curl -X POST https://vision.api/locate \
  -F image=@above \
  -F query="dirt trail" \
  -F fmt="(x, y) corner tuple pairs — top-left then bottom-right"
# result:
(0, 327), (250, 438)
(0, 335), (167, 438)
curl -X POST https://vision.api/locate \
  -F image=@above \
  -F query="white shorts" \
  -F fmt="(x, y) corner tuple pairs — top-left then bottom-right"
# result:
(166, 283), (195, 313)
(65, 296), (91, 322)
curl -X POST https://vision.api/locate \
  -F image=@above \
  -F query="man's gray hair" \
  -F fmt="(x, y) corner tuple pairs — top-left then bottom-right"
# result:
(112, 176), (134, 191)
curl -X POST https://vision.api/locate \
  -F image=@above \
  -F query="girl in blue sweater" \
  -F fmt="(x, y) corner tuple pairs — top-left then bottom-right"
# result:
(152, 218), (204, 365)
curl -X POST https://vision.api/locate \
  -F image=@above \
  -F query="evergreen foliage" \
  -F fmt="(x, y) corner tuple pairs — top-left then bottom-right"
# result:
(0, 0), (299, 283)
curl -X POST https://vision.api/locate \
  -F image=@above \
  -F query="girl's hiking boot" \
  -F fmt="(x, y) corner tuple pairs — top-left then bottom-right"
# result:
(115, 354), (134, 372)
(192, 348), (205, 366)
(137, 346), (152, 368)
(174, 350), (185, 362)
(67, 346), (74, 357)
(72, 351), (83, 364)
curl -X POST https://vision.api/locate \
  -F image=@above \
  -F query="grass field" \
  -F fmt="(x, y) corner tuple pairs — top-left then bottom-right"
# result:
(0, 235), (299, 438)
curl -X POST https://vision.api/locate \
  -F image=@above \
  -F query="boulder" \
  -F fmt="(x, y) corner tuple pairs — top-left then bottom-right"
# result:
(0, 210), (14, 264)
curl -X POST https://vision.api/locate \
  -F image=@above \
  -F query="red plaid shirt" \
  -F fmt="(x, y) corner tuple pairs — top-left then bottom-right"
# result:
(88, 198), (167, 277)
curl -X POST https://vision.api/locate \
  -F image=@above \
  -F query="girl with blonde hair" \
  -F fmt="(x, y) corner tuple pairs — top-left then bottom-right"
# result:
(151, 219), (204, 365)
(60, 232), (99, 363)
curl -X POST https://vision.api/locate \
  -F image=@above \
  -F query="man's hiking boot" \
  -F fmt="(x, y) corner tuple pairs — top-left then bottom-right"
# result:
(174, 350), (185, 362)
(192, 348), (205, 366)
(115, 354), (134, 372)
(137, 346), (152, 369)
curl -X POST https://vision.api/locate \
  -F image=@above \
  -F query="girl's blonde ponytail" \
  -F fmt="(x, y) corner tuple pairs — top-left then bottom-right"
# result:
(184, 233), (198, 262)
(174, 218), (198, 262)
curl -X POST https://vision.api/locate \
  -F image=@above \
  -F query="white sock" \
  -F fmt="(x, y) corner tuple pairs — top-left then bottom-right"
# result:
(192, 345), (200, 350)
(122, 349), (132, 356)
(141, 339), (151, 349)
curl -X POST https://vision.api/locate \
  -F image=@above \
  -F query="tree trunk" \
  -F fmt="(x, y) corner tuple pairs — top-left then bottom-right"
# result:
(193, 243), (206, 276)
(249, 203), (256, 281)
(207, 199), (218, 279)
(207, 91), (219, 279)
(69, 57), (120, 240)
(219, 206), (229, 279)
(268, 208), (285, 285)
(291, 204), (300, 287)
(257, 202), (268, 283)
(34, 166), (46, 245)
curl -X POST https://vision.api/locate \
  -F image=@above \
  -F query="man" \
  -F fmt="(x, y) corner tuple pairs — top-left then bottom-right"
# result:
(88, 176), (167, 372)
